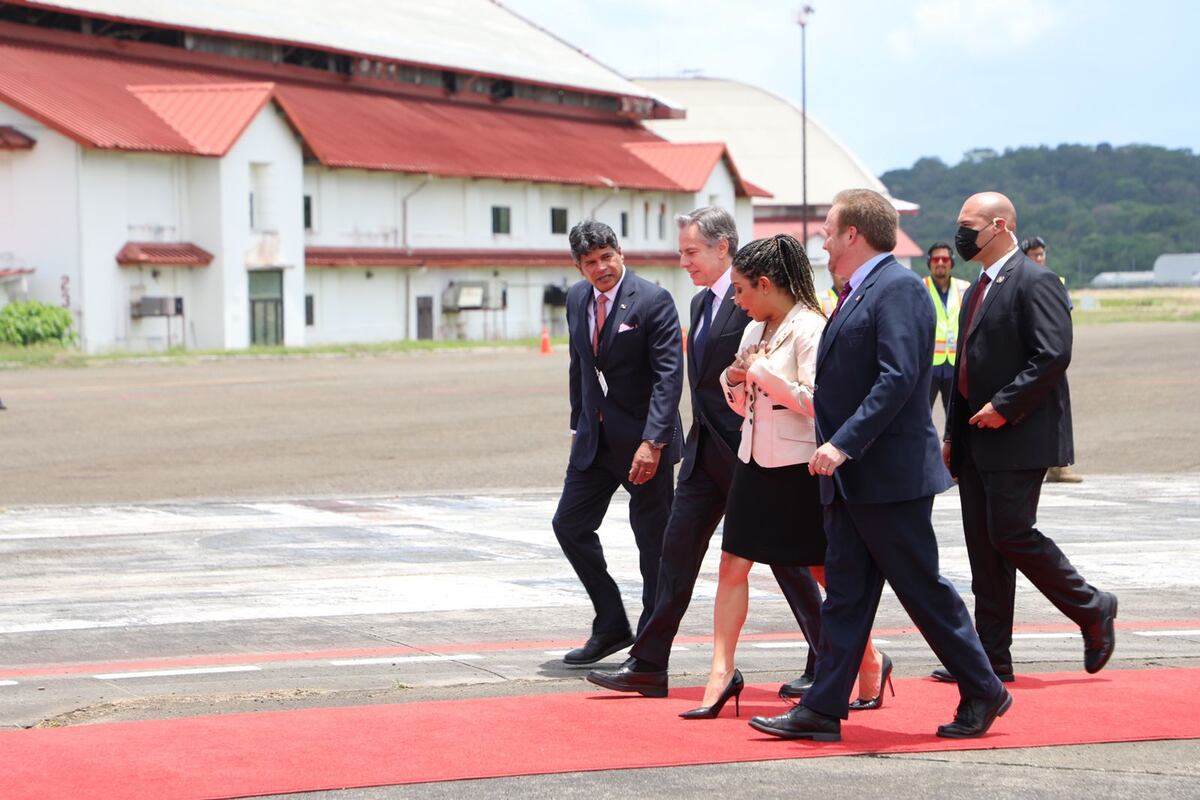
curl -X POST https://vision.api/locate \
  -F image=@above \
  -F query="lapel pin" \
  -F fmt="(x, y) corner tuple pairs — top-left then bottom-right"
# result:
(620, 304), (627, 309)
(855, 295), (863, 302)
(995, 276), (1007, 284)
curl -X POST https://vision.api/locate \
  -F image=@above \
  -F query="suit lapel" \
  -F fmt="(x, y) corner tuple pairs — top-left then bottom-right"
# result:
(599, 271), (636, 358)
(966, 252), (1021, 341)
(697, 285), (736, 375)
(575, 287), (595, 366)
(687, 290), (703, 380)
(817, 257), (894, 371)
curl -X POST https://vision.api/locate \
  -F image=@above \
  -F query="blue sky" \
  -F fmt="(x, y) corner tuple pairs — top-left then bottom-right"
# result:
(501, 0), (1198, 176)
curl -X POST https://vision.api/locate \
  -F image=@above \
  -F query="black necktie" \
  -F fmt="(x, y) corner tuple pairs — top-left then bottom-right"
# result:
(692, 289), (717, 366)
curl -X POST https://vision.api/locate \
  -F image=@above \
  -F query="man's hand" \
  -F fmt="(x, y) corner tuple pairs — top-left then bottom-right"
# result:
(808, 442), (848, 477)
(628, 442), (662, 485)
(942, 441), (952, 470)
(968, 402), (1007, 429)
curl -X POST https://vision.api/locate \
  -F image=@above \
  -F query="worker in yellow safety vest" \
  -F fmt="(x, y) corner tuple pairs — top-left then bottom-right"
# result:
(819, 280), (842, 318)
(1020, 235), (1083, 483)
(924, 242), (970, 414)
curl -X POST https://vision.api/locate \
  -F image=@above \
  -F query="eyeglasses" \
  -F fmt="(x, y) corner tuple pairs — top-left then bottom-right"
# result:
(929, 256), (952, 265)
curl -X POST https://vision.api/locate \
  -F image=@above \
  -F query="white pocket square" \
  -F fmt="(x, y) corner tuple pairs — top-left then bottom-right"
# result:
(618, 322), (638, 333)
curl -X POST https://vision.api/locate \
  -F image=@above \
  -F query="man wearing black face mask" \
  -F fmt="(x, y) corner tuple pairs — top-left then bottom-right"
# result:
(936, 192), (1116, 685)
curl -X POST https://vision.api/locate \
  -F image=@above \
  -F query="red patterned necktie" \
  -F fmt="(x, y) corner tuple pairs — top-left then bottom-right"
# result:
(593, 293), (607, 355)
(830, 282), (853, 318)
(957, 273), (992, 399)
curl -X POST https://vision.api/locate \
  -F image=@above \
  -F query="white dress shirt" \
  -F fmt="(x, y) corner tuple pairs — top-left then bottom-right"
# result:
(588, 266), (626, 342)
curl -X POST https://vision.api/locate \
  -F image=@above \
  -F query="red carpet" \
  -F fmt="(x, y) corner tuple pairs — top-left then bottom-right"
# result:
(2, 668), (1197, 800)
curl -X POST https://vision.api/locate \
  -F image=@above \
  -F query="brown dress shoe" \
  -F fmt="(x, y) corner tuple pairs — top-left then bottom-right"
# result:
(1046, 466), (1083, 483)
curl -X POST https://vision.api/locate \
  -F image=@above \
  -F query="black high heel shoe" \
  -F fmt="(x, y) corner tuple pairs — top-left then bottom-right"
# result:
(680, 669), (744, 719)
(848, 652), (894, 711)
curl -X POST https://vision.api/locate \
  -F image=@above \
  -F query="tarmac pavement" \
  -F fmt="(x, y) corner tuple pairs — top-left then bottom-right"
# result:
(1, 322), (1198, 797)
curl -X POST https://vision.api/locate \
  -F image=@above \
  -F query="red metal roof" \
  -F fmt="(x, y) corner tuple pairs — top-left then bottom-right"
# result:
(0, 267), (35, 278)
(272, 83), (674, 190)
(623, 141), (772, 198)
(129, 83), (274, 156)
(0, 125), (35, 149)
(0, 34), (684, 191)
(306, 247), (679, 269)
(752, 221), (924, 259)
(116, 242), (214, 266)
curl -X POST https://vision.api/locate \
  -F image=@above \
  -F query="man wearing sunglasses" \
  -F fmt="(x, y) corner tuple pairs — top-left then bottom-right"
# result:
(924, 242), (971, 414)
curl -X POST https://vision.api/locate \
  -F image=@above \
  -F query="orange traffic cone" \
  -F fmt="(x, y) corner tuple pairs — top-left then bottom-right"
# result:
(540, 327), (552, 355)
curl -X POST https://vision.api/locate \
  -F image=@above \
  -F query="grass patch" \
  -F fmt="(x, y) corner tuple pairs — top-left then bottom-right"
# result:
(1071, 287), (1200, 325)
(0, 336), (569, 370)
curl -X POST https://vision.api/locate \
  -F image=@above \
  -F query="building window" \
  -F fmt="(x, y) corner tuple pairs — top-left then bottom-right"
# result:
(303, 195), (314, 231)
(250, 163), (272, 232)
(550, 207), (568, 234)
(492, 205), (511, 234)
(620, 211), (629, 238)
(658, 203), (667, 240)
(643, 201), (650, 238)
(305, 294), (315, 326)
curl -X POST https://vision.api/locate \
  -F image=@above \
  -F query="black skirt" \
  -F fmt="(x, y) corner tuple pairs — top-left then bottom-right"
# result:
(721, 457), (827, 567)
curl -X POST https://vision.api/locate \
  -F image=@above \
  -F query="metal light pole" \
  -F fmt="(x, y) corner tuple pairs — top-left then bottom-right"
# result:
(796, 5), (814, 247)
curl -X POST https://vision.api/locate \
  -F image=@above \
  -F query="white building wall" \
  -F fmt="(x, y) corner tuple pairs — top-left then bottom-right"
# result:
(218, 104), (304, 348)
(78, 150), (184, 352)
(0, 105), (83, 336)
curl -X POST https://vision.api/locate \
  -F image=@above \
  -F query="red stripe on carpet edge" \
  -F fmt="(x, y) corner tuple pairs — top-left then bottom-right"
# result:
(2, 667), (1198, 800)
(2, 619), (1196, 681)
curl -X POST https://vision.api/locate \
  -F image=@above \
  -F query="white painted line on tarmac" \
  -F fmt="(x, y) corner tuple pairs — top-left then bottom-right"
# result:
(1012, 633), (1081, 640)
(750, 641), (809, 649)
(330, 654), (485, 666)
(95, 665), (262, 680)
(670, 646), (689, 652)
(0, 680), (17, 687)
(1132, 629), (1200, 637)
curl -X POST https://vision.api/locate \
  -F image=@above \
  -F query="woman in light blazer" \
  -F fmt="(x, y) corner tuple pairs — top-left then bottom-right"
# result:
(679, 235), (889, 719)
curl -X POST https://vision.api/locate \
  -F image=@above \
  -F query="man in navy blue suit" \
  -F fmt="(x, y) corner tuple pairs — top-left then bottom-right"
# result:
(552, 219), (684, 667)
(750, 189), (1010, 742)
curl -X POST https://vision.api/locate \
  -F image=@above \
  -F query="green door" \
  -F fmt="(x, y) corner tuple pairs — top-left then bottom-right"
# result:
(249, 270), (283, 346)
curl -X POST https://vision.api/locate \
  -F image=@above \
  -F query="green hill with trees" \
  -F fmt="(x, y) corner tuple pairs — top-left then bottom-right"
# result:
(880, 144), (1200, 286)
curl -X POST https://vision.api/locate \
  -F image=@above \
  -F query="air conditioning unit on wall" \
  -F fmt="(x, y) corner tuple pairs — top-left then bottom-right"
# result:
(131, 296), (182, 318)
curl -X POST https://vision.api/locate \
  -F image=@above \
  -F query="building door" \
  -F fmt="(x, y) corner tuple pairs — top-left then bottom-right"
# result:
(249, 269), (283, 346)
(416, 295), (434, 340)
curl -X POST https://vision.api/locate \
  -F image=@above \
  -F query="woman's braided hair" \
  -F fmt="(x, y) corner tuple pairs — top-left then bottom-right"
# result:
(732, 234), (823, 316)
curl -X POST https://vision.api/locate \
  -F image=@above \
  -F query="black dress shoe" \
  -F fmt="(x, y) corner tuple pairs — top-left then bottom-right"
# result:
(936, 687), (1012, 739)
(778, 671), (816, 699)
(930, 667), (1015, 684)
(586, 658), (668, 698)
(748, 704), (841, 741)
(562, 630), (635, 666)
(1084, 591), (1118, 674)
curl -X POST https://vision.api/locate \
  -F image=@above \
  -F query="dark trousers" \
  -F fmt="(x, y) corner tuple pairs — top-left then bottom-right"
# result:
(629, 429), (823, 671)
(803, 494), (1001, 720)
(956, 450), (1103, 669)
(929, 371), (955, 413)
(552, 428), (674, 637)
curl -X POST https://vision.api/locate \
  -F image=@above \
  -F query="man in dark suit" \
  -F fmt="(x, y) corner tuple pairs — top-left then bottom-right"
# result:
(586, 207), (823, 697)
(552, 219), (684, 666)
(931, 192), (1115, 685)
(750, 189), (1009, 742)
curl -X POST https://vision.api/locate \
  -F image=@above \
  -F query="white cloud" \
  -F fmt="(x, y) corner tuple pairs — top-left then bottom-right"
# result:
(888, 0), (1066, 59)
